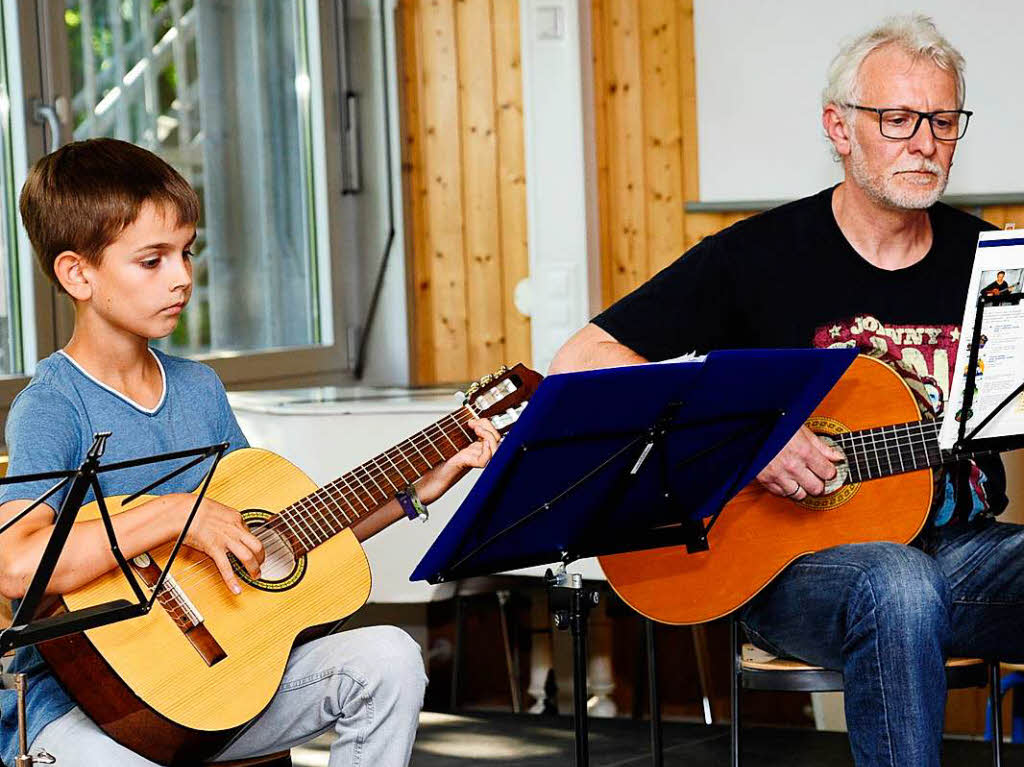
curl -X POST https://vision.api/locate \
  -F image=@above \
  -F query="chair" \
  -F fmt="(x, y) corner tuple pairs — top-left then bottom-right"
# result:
(729, 617), (1004, 767)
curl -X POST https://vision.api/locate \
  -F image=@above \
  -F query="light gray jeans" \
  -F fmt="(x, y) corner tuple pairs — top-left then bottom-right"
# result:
(31, 625), (427, 767)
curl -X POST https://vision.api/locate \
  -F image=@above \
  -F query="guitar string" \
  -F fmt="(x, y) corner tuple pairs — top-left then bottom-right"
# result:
(835, 425), (942, 479)
(168, 410), (481, 592)
(170, 409), (481, 590)
(833, 421), (947, 481)
(168, 408), (484, 592)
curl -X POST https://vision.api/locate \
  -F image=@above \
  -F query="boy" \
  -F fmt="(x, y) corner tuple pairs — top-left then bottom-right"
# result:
(0, 138), (500, 766)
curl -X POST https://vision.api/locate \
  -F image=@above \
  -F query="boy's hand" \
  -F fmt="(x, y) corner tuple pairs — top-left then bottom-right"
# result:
(181, 496), (265, 594)
(416, 418), (501, 505)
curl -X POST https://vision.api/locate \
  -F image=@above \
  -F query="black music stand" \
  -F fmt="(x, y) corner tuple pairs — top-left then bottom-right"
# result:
(0, 433), (228, 765)
(412, 348), (857, 767)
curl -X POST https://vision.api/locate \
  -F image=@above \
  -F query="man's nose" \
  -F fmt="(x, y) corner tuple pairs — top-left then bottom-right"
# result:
(907, 117), (937, 155)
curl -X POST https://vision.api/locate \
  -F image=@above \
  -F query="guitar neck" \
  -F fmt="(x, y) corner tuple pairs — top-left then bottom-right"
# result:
(833, 418), (954, 485)
(269, 406), (479, 555)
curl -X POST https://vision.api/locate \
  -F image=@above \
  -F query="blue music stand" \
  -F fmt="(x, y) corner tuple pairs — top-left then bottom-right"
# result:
(411, 347), (857, 766)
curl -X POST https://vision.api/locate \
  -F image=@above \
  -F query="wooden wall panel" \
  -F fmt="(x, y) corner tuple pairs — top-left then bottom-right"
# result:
(399, 0), (530, 385)
(492, 0), (532, 370)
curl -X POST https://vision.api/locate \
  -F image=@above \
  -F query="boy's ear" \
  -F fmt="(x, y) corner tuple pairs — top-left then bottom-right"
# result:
(53, 251), (92, 301)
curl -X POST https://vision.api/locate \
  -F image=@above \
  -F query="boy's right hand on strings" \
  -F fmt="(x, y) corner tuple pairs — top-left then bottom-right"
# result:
(180, 496), (265, 594)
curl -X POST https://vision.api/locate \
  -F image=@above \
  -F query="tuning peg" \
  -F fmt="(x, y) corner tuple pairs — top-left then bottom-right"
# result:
(479, 373), (494, 386)
(496, 364), (508, 375)
(466, 381), (481, 398)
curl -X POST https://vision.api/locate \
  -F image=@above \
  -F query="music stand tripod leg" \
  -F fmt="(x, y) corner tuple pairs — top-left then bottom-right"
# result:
(547, 566), (599, 767)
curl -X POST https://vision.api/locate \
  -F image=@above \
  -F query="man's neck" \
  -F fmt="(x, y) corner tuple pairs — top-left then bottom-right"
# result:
(831, 182), (934, 271)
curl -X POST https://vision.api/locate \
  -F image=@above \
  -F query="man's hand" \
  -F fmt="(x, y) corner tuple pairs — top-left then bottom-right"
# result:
(756, 425), (845, 501)
(182, 496), (265, 594)
(417, 418), (501, 505)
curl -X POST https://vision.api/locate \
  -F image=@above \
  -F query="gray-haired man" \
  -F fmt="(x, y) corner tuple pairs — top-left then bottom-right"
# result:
(552, 15), (1016, 767)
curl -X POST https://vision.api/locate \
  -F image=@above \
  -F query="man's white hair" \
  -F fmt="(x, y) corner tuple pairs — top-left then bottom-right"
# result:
(822, 14), (966, 111)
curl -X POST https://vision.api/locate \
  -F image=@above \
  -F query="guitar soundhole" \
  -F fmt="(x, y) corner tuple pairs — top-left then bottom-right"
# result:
(234, 510), (307, 590)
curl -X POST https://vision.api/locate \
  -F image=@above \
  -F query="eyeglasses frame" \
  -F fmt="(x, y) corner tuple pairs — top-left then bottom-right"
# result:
(843, 104), (973, 142)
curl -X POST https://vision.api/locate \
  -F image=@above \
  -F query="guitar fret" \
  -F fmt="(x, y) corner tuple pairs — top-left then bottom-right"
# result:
(348, 470), (378, 509)
(408, 438), (431, 470)
(438, 425), (459, 452)
(340, 475), (372, 513)
(393, 443), (419, 477)
(279, 509), (314, 551)
(371, 457), (401, 493)
(299, 497), (328, 544)
(452, 412), (473, 441)
(330, 480), (362, 519)
(421, 431), (444, 464)
(359, 464), (389, 500)
(316, 490), (345, 529)
(869, 429), (882, 478)
(382, 451), (411, 488)
(322, 487), (352, 524)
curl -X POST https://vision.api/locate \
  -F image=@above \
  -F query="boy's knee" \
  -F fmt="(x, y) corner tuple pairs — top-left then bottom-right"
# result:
(357, 626), (427, 695)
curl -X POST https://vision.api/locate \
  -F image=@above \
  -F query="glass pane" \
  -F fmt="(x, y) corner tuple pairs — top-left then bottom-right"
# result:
(0, 9), (23, 375)
(64, 0), (326, 356)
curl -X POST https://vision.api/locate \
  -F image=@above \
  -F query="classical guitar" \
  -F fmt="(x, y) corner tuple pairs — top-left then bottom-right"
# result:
(600, 354), (980, 627)
(38, 364), (542, 766)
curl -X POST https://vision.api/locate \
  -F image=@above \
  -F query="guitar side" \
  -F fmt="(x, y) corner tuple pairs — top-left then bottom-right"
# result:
(599, 355), (936, 625)
(43, 448), (372, 735)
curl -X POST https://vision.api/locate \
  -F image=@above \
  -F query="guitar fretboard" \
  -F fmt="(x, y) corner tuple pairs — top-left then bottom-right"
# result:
(259, 406), (479, 555)
(831, 418), (950, 484)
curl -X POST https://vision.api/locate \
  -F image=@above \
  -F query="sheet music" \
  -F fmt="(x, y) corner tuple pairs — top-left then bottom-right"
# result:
(939, 230), (1024, 449)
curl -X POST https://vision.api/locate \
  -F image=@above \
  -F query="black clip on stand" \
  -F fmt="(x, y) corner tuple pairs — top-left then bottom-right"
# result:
(0, 432), (228, 766)
(442, 402), (783, 767)
(954, 292), (1024, 458)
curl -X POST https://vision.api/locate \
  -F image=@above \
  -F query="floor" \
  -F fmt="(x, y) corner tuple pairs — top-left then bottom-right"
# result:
(289, 711), (1024, 766)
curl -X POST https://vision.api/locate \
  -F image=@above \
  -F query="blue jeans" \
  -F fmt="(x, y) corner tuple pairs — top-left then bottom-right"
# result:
(741, 519), (1024, 767)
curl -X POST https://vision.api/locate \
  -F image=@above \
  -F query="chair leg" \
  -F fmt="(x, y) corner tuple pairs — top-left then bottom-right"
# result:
(450, 595), (465, 711)
(646, 619), (663, 767)
(730, 616), (742, 767)
(991, 662), (1003, 767)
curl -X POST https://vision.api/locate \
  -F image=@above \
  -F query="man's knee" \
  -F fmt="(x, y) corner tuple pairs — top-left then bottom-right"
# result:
(845, 543), (951, 635)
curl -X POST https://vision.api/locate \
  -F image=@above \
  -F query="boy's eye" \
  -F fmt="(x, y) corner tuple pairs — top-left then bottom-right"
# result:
(141, 257), (160, 269)
(184, 248), (196, 259)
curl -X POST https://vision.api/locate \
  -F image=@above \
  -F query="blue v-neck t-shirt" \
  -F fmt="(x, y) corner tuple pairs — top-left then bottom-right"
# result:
(0, 348), (248, 765)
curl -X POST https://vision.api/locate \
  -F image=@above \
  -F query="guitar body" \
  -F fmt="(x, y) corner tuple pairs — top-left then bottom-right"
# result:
(40, 448), (372, 764)
(599, 355), (936, 625)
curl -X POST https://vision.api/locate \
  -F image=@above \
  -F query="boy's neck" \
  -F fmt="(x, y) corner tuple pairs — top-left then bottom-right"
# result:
(63, 310), (162, 401)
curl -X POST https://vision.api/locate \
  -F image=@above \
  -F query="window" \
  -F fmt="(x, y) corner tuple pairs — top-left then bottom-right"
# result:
(64, 0), (331, 357)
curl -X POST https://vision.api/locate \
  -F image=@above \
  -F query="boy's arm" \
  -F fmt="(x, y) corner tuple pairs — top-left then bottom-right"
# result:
(0, 493), (265, 600)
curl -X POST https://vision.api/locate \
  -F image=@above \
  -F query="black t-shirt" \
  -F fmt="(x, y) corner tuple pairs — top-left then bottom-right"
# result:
(593, 185), (1006, 524)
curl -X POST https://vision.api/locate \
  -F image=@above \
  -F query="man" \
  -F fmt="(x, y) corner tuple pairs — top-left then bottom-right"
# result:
(551, 15), (1019, 767)
(982, 270), (1013, 296)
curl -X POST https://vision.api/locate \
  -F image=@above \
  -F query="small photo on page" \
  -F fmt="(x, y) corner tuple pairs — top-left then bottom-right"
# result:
(978, 268), (1023, 298)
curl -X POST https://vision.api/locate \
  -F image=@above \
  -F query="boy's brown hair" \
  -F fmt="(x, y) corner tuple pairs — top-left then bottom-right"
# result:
(18, 137), (200, 291)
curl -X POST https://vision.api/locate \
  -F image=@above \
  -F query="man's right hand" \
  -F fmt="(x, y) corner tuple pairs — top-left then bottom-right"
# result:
(180, 496), (265, 594)
(756, 425), (845, 502)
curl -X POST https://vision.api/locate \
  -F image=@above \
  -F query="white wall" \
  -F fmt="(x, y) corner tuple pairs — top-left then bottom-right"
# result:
(693, 0), (1024, 204)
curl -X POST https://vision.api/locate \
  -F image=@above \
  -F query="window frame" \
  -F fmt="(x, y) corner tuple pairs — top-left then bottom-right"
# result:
(0, 0), (352, 420)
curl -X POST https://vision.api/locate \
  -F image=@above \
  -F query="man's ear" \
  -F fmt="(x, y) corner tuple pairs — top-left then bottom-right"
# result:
(823, 104), (853, 158)
(53, 251), (92, 301)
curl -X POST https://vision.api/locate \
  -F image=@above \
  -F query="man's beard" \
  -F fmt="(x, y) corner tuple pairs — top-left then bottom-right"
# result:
(848, 132), (949, 210)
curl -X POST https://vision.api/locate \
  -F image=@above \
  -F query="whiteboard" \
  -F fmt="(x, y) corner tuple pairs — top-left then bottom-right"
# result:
(693, 1), (1024, 203)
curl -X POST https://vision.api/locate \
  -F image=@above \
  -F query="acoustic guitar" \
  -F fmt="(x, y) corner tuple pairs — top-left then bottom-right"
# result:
(37, 364), (542, 765)
(600, 354), (980, 626)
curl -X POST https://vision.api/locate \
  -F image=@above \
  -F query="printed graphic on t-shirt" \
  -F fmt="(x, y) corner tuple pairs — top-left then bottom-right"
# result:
(812, 314), (960, 418)
(812, 314), (989, 523)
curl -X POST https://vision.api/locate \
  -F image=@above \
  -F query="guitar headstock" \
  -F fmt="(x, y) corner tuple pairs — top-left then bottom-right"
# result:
(464, 363), (543, 434)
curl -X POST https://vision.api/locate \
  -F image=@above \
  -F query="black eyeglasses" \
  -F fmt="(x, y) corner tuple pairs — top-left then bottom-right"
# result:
(845, 104), (972, 141)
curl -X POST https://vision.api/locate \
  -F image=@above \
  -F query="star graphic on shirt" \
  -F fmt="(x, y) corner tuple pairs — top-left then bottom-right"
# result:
(951, 328), (961, 342)
(829, 325), (842, 338)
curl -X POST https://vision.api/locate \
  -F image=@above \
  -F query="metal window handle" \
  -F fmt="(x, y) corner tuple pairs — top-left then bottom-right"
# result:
(30, 97), (71, 154)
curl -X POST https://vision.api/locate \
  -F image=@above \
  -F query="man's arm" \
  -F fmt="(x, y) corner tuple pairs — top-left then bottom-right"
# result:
(548, 323), (648, 373)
